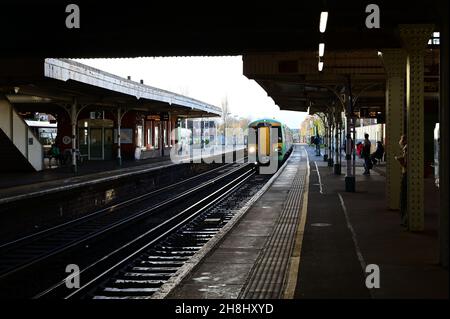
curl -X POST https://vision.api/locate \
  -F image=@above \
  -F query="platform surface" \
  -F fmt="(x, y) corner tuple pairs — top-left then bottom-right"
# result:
(169, 145), (308, 299)
(170, 144), (448, 299)
(0, 145), (245, 203)
(296, 146), (448, 299)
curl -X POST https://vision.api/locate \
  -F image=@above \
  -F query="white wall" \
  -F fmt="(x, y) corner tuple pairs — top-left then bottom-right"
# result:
(12, 111), (26, 155)
(0, 98), (43, 171)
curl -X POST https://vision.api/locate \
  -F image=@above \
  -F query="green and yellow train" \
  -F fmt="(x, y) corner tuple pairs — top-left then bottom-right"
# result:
(248, 118), (293, 165)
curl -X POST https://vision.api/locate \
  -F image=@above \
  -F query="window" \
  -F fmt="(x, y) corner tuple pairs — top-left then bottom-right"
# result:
(428, 32), (440, 46)
(78, 128), (88, 146)
(146, 121), (153, 148)
(154, 125), (159, 149)
(147, 127), (152, 148)
(137, 125), (144, 148)
(163, 122), (168, 147)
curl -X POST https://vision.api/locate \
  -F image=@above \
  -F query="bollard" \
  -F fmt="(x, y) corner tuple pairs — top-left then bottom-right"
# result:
(334, 163), (341, 174)
(345, 176), (355, 192)
(328, 158), (334, 167)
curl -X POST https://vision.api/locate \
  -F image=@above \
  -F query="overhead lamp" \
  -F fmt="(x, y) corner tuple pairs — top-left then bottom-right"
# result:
(318, 61), (324, 72)
(377, 51), (383, 57)
(319, 43), (325, 57)
(319, 12), (328, 33)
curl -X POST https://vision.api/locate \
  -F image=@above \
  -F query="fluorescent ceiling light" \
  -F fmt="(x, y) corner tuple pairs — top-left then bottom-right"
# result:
(318, 61), (324, 72)
(319, 43), (325, 57)
(319, 12), (328, 33)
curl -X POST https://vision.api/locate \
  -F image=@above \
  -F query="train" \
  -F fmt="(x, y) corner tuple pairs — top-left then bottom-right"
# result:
(247, 118), (293, 165)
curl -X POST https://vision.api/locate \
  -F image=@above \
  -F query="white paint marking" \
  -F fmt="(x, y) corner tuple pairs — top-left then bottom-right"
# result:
(338, 193), (375, 298)
(314, 161), (323, 194)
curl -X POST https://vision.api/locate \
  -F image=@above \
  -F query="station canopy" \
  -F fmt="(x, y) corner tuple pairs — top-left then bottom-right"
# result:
(0, 58), (221, 118)
(0, 0), (443, 115)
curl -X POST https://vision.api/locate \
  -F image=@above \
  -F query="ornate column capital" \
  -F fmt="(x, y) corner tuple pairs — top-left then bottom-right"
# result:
(399, 24), (434, 53)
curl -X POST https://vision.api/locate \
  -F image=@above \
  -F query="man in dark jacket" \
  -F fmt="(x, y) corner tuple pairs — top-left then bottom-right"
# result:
(362, 133), (372, 175)
(370, 141), (384, 165)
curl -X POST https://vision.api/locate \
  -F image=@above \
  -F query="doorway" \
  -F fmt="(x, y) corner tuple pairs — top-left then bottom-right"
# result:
(89, 128), (103, 159)
(78, 119), (114, 160)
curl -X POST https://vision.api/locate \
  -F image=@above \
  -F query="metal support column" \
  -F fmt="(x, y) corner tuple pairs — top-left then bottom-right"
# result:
(200, 117), (204, 160)
(345, 80), (355, 192)
(400, 24), (434, 231)
(70, 99), (77, 173)
(328, 111), (334, 166)
(382, 49), (406, 210)
(334, 107), (341, 175)
(323, 125), (328, 161)
(200, 117), (204, 149)
(117, 107), (122, 166)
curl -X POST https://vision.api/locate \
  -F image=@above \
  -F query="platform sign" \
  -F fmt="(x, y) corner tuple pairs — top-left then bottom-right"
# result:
(160, 112), (169, 121)
(90, 111), (104, 120)
(114, 128), (133, 144)
(146, 115), (160, 121)
(147, 113), (169, 121)
(62, 136), (72, 145)
(359, 108), (384, 122)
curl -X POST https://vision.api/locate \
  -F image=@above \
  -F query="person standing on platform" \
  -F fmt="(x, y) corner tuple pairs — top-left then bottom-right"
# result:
(362, 133), (372, 175)
(395, 135), (408, 227)
(314, 134), (321, 156)
(49, 143), (62, 167)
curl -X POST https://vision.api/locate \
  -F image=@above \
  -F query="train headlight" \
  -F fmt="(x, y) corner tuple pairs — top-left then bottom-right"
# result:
(274, 147), (281, 152)
(249, 146), (256, 153)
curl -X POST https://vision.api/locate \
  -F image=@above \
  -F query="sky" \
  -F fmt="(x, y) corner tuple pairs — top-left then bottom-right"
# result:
(73, 56), (307, 129)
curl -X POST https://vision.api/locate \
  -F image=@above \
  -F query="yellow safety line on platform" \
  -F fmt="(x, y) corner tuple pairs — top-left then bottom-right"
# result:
(283, 146), (310, 299)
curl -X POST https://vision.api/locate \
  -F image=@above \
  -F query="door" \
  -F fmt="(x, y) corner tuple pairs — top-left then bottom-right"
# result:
(104, 128), (113, 160)
(90, 128), (103, 159)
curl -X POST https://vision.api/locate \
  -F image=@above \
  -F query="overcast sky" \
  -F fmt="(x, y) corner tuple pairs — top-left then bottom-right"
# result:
(73, 56), (307, 129)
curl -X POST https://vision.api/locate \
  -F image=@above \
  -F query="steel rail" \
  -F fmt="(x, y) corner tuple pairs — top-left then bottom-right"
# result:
(0, 162), (250, 281)
(0, 161), (241, 251)
(34, 166), (255, 299)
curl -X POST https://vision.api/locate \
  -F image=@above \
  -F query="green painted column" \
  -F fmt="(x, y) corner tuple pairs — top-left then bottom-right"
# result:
(400, 24), (434, 231)
(381, 49), (406, 210)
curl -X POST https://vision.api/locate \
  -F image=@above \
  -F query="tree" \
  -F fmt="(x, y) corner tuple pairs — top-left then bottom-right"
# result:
(221, 96), (231, 128)
(220, 96), (231, 144)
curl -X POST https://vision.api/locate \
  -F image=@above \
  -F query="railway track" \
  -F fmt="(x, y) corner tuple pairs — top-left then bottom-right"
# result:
(72, 170), (269, 299)
(0, 160), (267, 298)
(33, 163), (266, 299)
(0, 161), (242, 278)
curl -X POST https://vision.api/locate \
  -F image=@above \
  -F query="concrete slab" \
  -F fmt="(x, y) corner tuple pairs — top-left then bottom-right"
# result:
(170, 283), (243, 299)
(207, 248), (261, 264)
(220, 234), (268, 249)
